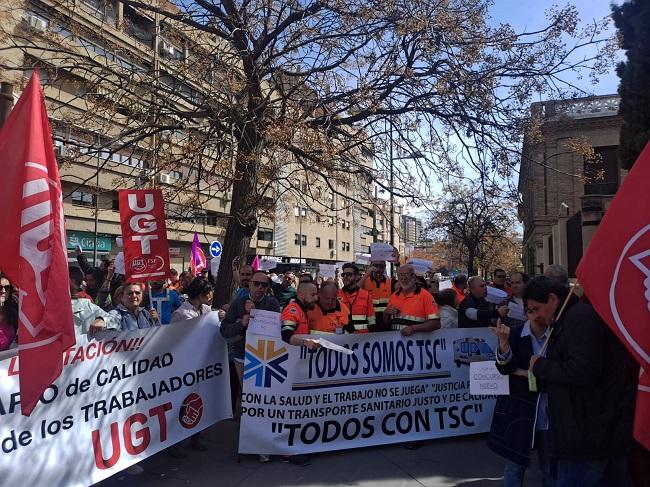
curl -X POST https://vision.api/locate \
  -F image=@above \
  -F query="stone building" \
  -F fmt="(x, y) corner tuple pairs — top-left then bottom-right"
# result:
(518, 94), (624, 277)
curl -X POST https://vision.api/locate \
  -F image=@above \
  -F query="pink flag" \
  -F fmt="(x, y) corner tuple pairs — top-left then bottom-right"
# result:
(190, 232), (206, 276)
(251, 254), (260, 271)
(0, 71), (75, 415)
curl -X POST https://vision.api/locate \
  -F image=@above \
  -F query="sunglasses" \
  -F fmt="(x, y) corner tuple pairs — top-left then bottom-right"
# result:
(495, 275), (506, 279)
(251, 281), (270, 288)
(0, 285), (11, 291)
(341, 272), (355, 278)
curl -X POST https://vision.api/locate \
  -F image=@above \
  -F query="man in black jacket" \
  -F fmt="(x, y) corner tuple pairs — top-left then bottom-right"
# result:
(458, 276), (508, 327)
(526, 277), (637, 487)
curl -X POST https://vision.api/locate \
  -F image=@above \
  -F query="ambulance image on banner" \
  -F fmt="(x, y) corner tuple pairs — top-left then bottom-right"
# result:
(453, 338), (495, 367)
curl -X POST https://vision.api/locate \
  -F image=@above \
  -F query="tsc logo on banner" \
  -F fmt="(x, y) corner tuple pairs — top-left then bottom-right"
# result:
(119, 190), (171, 282)
(244, 339), (288, 387)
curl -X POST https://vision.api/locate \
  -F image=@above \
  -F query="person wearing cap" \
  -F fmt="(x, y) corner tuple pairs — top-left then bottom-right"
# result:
(360, 261), (394, 332)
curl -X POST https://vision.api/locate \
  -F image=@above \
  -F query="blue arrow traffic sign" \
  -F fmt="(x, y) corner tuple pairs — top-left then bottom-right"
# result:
(209, 240), (222, 258)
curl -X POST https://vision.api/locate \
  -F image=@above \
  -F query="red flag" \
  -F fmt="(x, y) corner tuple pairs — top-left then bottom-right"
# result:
(0, 71), (75, 415)
(119, 189), (171, 282)
(576, 141), (650, 449)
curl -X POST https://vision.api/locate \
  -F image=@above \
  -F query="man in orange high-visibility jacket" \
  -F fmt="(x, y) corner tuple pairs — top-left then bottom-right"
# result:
(360, 261), (394, 332)
(451, 274), (467, 304)
(280, 282), (320, 349)
(385, 264), (440, 336)
(308, 282), (353, 334)
(337, 263), (375, 334)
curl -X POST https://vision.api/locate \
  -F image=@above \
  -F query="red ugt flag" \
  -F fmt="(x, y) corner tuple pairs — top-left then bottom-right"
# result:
(576, 141), (650, 449)
(0, 71), (75, 415)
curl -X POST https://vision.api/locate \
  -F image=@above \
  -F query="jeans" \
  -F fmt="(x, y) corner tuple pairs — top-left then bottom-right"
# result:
(503, 430), (555, 487)
(556, 456), (631, 487)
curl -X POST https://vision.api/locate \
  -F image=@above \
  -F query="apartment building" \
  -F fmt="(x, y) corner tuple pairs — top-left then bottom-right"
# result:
(0, 0), (403, 273)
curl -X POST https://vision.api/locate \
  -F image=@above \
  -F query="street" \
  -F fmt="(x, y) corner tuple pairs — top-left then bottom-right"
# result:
(98, 419), (542, 487)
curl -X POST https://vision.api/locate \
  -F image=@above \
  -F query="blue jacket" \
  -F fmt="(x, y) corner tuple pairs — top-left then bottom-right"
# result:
(487, 324), (541, 466)
(108, 305), (160, 331)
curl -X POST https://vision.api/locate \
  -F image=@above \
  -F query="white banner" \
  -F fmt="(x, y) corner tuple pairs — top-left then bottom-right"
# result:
(239, 329), (497, 455)
(0, 312), (231, 487)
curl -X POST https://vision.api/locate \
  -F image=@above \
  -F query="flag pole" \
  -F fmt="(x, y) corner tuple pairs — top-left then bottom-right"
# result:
(528, 281), (578, 390)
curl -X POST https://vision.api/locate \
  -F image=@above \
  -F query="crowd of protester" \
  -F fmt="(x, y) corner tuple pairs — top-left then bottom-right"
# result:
(0, 251), (646, 485)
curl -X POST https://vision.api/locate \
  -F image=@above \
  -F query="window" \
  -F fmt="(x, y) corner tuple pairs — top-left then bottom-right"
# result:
(169, 170), (183, 180)
(584, 146), (619, 195)
(205, 211), (218, 226)
(81, 0), (117, 23)
(302, 235), (307, 246)
(71, 191), (94, 207)
(112, 199), (119, 212)
(328, 239), (335, 250)
(341, 220), (346, 229)
(316, 237), (321, 248)
(258, 228), (274, 241)
(294, 207), (307, 217)
(159, 35), (185, 62)
(341, 242), (350, 252)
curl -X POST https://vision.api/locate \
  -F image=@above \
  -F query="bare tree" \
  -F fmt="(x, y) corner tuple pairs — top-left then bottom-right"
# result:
(425, 184), (518, 276)
(0, 0), (615, 302)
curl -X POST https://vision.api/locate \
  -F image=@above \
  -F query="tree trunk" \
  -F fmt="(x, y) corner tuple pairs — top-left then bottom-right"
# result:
(213, 125), (261, 307)
(467, 249), (476, 276)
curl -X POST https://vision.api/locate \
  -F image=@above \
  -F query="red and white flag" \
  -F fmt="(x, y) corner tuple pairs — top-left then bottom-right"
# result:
(576, 141), (650, 449)
(119, 189), (171, 282)
(0, 71), (75, 415)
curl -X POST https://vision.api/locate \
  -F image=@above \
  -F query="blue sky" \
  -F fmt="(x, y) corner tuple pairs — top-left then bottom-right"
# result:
(488, 0), (623, 95)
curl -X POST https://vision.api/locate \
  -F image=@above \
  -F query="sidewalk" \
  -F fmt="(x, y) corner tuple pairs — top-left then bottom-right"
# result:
(97, 419), (542, 487)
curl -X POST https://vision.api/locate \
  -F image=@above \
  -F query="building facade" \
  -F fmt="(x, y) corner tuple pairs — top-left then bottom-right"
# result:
(518, 94), (624, 277)
(0, 0), (402, 274)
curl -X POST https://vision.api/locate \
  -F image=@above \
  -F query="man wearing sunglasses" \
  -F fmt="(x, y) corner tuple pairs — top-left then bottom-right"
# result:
(220, 271), (281, 386)
(337, 263), (375, 334)
(491, 268), (512, 297)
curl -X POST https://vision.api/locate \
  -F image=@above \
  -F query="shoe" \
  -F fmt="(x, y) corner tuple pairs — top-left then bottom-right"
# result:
(281, 455), (311, 466)
(258, 454), (271, 463)
(190, 437), (209, 451)
(169, 445), (189, 458)
(404, 441), (424, 450)
(125, 464), (144, 475)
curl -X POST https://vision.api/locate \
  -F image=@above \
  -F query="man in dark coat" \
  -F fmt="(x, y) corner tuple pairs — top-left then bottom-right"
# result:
(458, 276), (508, 328)
(527, 276), (637, 487)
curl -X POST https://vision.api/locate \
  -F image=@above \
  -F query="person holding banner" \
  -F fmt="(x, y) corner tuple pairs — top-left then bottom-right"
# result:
(307, 282), (353, 334)
(488, 315), (554, 487)
(69, 266), (119, 335)
(458, 276), (508, 328)
(108, 282), (161, 330)
(384, 264), (440, 337)
(338, 263), (375, 333)
(525, 277), (638, 486)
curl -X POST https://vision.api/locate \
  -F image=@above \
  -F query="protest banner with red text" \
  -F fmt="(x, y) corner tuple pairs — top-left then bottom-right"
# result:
(0, 313), (231, 486)
(119, 189), (171, 282)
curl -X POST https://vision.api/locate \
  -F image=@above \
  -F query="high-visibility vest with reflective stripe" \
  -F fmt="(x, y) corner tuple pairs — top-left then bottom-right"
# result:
(280, 300), (309, 335)
(363, 277), (392, 313)
(338, 288), (375, 334)
(387, 287), (439, 331)
(307, 302), (350, 335)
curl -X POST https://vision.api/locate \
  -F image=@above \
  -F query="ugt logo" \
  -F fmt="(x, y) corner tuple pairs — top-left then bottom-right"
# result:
(244, 339), (288, 387)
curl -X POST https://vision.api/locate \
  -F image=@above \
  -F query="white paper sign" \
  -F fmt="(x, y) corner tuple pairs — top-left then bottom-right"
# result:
(315, 337), (355, 355)
(438, 280), (453, 290)
(248, 309), (281, 338)
(486, 286), (508, 304)
(406, 258), (433, 275)
(114, 251), (125, 275)
(507, 302), (527, 322)
(355, 253), (371, 265)
(319, 263), (338, 280)
(258, 259), (277, 271)
(469, 361), (510, 396)
(370, 243), (399, 263)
